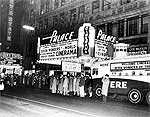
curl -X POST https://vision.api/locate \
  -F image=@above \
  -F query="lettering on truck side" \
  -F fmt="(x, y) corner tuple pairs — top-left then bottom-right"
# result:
(110, 81), (127, 89)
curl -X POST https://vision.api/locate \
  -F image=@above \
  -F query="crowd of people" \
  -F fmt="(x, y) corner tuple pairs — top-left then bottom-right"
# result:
(0, 71), (93, 98)
(0, 69), (110, 102)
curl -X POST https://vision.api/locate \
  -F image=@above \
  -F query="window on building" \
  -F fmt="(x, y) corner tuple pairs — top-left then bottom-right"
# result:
(92, 0), (100, 14)
(116, 49), (119, 51)
(92, 68), (98, 75)
(70, 8), (76, 22)
(61, 0), (66, 6)
(44, 18), (48, 29)
(141, 15), (148, 34)
(30, 0), (34, 4)
(103, 0), (111, 11)
(79, 5), (85, 19)
(53, 15), (58, 26)
(40, 1), (45, 15)
(127, 17), (139, 36)
(147, 73), (150, 76)
(120, 0), (132, 5)
(39, 21), (43, 29)
(96, 24), (105, 35)
(60, 13), (65, 25)
(118, 20), (124, 37)
(54, 0), (59, 9)
(29, 9), (34, 20)
(119, 72), (121, 76)
(132, 71), (135, 76)
(71, 0), (76, 2)
(46, 0), (49, 12)
(107, 22), (112, 35)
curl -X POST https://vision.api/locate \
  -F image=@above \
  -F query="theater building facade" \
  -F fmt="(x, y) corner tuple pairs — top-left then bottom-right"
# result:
(37, 23), (115, 74)
(24, 0), (150, 71)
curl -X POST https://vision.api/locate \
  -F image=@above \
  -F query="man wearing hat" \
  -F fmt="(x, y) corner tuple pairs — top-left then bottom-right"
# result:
(101, 74), (110, 102)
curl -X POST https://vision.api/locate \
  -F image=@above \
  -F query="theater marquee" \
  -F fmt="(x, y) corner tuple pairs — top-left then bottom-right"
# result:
(38, 23), (117, 64)
(40, 41), (77, 60)
(39, 30), (77, 61)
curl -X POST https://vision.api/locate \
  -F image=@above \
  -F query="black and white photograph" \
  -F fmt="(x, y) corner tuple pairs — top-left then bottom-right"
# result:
(0, 0), (150, 116)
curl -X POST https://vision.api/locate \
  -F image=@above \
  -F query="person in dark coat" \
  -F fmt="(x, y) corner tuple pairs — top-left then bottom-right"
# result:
(102, 74), (110, 102)
(0, 68), (6, 96)
(79, 74), (85, 97)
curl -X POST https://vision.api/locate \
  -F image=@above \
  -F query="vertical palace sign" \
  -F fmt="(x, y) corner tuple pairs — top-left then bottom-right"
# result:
(78, 23), (95, 57)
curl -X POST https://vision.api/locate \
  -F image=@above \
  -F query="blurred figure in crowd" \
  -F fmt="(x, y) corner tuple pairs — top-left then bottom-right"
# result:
(52, 75), (57, 93)
(58, 74), (64, 94)
(76, 74), (80, 96)
(73, 73), (77, 95)
(0, 68), (6, 96)
(63, 75), (69, 96)
(101, 74), (110, 102)
(79, 74), (85, 97)
(69, 74), (74, 95)
(88, 74), (93, 97)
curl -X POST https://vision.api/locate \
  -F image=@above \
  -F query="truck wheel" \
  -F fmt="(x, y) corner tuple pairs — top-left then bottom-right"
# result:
(95, 87), (102, 97)
(146, 91), (150, 105)
(128, 89), (143, 104)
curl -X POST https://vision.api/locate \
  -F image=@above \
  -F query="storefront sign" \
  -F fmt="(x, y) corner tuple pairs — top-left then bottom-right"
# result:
(78, 23), (95, 57)
(7, 0), (14, 41)
(0, 52), (22, 66)
(110, 60), (150, 71)
(62, 61), (81, 72)
(128, 46), (148, 56)
(40, 41), (77, 60)
(96, 30), (116, 43)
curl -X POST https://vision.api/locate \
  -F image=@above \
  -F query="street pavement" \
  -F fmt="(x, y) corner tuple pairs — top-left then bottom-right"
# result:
(1, 86), (150, 117)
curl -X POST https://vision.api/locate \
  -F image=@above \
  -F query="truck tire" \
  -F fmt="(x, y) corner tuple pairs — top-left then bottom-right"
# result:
(146, 91), (150, 105)
(95, 87), (102, 97)
(128, 89), (143, 104)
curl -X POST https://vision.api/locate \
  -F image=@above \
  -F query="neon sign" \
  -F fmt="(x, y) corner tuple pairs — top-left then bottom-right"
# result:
(42, 30), (74, 44)
(83, 26), (90, 54)
(7, 0), (14, 41)
(97, 30), (116, 43)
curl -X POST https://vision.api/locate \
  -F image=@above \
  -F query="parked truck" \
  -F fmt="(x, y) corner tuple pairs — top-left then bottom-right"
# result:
(91, 54), (150, 105)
